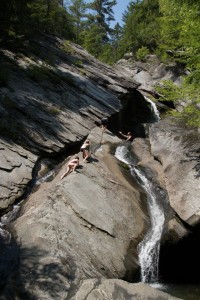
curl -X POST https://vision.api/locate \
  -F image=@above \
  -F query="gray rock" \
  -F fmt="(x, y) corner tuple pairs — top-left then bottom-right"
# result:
(0, 36), (140, 208)
(0, 138), (37, 208)
(149, 117), (200, 226)
(70, 278), (182, 300)
(13, 128), (146, 299)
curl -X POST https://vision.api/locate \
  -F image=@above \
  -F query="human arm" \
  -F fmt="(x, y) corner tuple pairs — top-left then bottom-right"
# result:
(119, 131), (128, 138)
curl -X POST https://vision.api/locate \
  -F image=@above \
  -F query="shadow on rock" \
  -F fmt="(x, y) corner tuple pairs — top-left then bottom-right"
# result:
(0, 233), (76, 299)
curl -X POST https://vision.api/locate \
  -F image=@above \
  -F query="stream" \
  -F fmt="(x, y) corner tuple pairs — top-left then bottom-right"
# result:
(115, 144), (165, 283)
(115, 144), (200, 300)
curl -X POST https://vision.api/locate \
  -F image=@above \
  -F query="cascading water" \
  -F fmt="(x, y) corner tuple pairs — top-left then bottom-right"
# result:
(0, 203), (21, 240)
(144, 96), (160, 121)
(115, 144), (165, 283)
(134, 167), (165, 283)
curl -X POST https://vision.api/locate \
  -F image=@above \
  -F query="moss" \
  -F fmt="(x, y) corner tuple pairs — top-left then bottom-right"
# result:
(74, 60), (84, 68)
(47, 105), (61, 115)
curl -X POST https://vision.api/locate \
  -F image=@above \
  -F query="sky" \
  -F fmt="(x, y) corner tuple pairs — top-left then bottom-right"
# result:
(85, 0), (131, 27)
(111, 0), (131, 26)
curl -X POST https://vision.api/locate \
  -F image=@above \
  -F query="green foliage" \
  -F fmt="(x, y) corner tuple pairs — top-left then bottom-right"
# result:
(0, 0), (75, 40)
(74, 60), (84, 68)
(68, 0), (88, 43)
(83, 24), (105, 57)
(98, 44), (116, 64)
(119, 0), (161, 56)
(171, 104), (200, 127)
(61, 40), (75, 54)
(136, 46), (149, 61)
(155, 80), (183, 102)
(155, 79), (200, 127)
(84, 0), (117, 57)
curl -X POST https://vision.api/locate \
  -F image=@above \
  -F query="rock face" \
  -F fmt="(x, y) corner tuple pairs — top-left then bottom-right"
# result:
(0, 35), (156, 209)
(131, 117), (200, 241)
(149, 118), (200, 226)
(70, 278), (182, 300)
(0, 139), (37, 208)
(11, 128), (147, 299)
(115, 54), (186, 95)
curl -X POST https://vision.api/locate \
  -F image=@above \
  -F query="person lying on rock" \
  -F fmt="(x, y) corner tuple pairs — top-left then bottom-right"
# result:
(60, 155), (79, 179)
(80, 139), (91, 162)
(119, 131), (133, 141)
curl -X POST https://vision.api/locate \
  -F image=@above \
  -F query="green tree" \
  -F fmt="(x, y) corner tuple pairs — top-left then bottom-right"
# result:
(107, 22), (123, 62)
(157, 0), (200, 126)
(28, 0), (74, 37)
(83, 23), (105, 57)
(68, 0), (87, 43)
(119, 0), (161, 56)
(84, 0), (117, 57)
(0, 0), (75, 40)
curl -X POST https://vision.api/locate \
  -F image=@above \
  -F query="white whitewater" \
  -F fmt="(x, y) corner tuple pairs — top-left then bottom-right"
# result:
(144, 96), (160, 121)
(0, 204), (21, 243)
(115, 145), (165, 283)
(134, 167), (165, 283)
(35, 170), (54, 185)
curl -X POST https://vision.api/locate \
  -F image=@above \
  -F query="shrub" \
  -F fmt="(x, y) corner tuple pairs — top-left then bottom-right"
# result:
(136, 46), (149, 61)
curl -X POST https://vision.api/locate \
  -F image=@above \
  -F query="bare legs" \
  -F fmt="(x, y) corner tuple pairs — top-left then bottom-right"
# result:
(83, 150), (90, 162)
(60, 163), (77, 179)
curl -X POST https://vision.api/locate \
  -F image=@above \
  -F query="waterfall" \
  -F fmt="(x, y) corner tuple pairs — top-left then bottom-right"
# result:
(144, 96), (160, 121)
(134, 168), (165, 283)
(115, 145), (165, 283)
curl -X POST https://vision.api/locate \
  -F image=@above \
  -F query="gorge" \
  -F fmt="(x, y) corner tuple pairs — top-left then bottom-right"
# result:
(0, 34), (200, 300)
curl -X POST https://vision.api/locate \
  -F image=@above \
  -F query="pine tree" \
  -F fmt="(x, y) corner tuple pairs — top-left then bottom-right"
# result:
(68, 0), (87, 43)
(0, 0), (75, 40)
(119, 0), (160, 56)
(83, 24), (105, 57)
(84, 0), (116, 57)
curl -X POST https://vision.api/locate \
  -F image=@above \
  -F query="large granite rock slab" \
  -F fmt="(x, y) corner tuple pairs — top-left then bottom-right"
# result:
(12, 128), (146, 299)
(0, 35), (140, 208)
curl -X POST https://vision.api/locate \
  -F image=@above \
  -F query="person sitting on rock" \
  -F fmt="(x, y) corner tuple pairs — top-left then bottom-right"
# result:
(60, 155), (79, 179)
(119, 131), (133, 141)
(80, 139), (91, 162)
